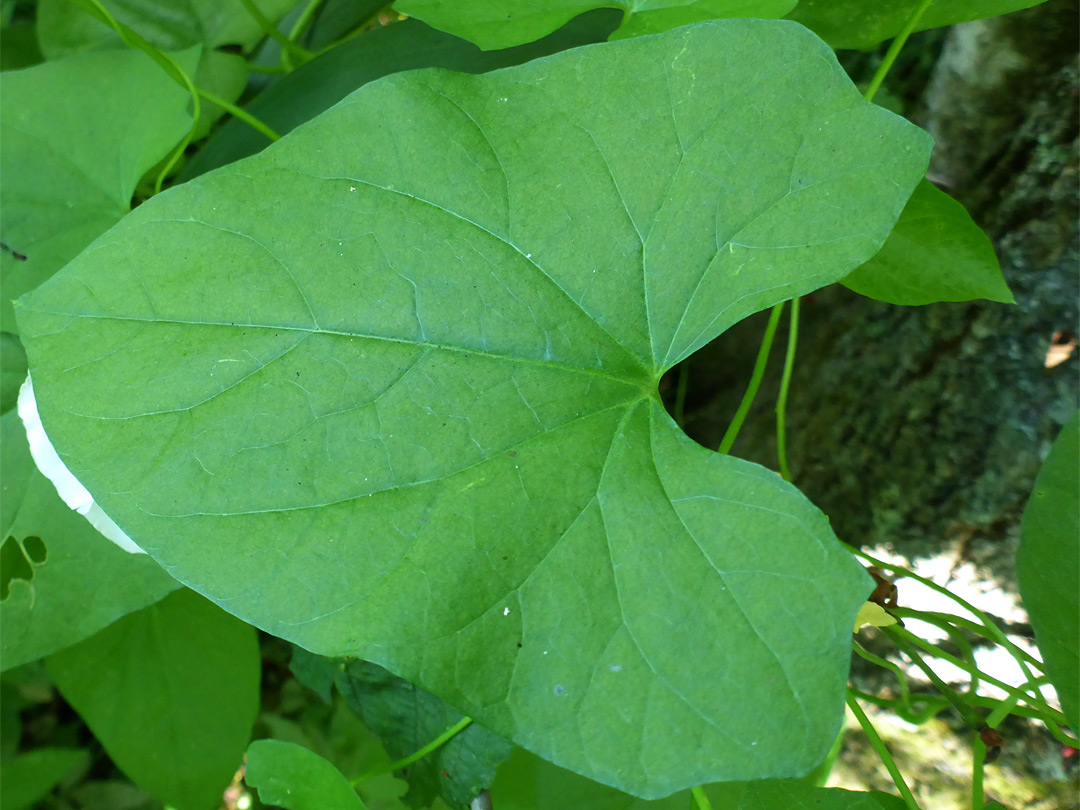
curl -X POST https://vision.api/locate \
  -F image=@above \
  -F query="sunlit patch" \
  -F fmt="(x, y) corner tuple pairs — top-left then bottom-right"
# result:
(1044, 330), (1077, 369)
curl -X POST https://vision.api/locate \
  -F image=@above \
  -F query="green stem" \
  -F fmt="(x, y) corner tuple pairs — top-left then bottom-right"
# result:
(197, 88), (281, 141)
(847, 688), (950, 726)
(674, 360), (690, 426)
(238, 0), (314, 64)
(844, 545), (1044, 687)
(288, 0), (326, 43)
(691, 786), (714, 810)
(351, 716), (473, 784)
(853, 640), (915, 714)
(891, 608), (1045, 671)
(863, 0), (933, 103)
(971, 734), (987, 810)
(718, 303), (784, 454)
(846, 691), (921, 810)
(775, 297), (799, 481)
(885, 627), (985, 730)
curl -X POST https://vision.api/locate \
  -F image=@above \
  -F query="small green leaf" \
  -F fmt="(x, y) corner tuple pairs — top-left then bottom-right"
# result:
(333, 659), (511, 808)
(0, 46), (197, 334)
(36, 0), (298, 57)
(842, 180), (1014, 305)
(18, 21), (929, 796)
(245, 739), (368, 810)
(46, 589), (261, 810)
(0, 747), (89, 810)
(787, 0), (1049, 51)
(393, 0), (796, 50)
(0, 411), (180, 671)
(1017, 410), (1079, 730)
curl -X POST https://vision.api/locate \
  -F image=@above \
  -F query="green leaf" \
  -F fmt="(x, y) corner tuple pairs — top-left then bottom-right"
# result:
(18, 21), (930, 796)
(181, 11), (622, 179)
(245, 739), (369, 810)
(841, 179), (1014, 305)
(786, 0), (1049, 51)
(0, 747), (89, 810)
(333, 658), (512, 808)
(0, 411), (181, 671)
(46, 589), (261, 810)
(0, 46), (197, 334)
(36, 0), (298, 57)
(492, 749), (897, 809)
(0, 332), (26, 415)
(1017, 410), (1079, 730)
(0, 21), (43, 70)
(393, 0), (796, 50)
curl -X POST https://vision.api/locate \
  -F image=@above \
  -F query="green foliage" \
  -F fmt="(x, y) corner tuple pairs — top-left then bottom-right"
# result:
(787, 0), (1050, 50)
(393, 0), (796, 49)
(0, 1), (1070, 807)
(1017, 411), (1079, 730)
(46, 589), (261, 810)
(841, 179), (1014, 305)
(0, 411), (181, 671)
(15, 20), (938, 796)
(0, 747), (89, 810)
(0, 45), (196, 334)
(246, 739), (369, 810)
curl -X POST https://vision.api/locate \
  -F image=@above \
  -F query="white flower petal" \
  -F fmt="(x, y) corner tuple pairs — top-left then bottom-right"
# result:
(17, 375), (144, 554)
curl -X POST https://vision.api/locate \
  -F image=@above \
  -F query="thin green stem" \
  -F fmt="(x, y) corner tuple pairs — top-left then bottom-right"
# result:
(853, 640), (915, 712)
(775, 297), (799, 481)
(848, 688), (950, 726)
(313, 2), (393, 57)
(288, 0), (326, 43)
(885, 626), (985, 730)
(674, 360), (690, 426)
(718, 303), (784, 454)
(863, 0), (933, 103)
(691, 786), (714, 810)
(846, 691), (920, 810)
(891, 608), (1045, 671)
(351, 716), (473, 784)
(971, 735), (987, 810)
(197, 88), (281, 141)
(844, 545), (1044, 687)
(238, 0), (314, 64)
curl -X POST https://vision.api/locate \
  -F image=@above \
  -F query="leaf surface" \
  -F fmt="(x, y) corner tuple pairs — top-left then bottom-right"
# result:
(786, 0), (1049, 51)
(1017, 410), (1079, 729)
(245, 739), (369, 810)
(0, 411), (180, 671)
(46, 589), (261, 810)
(18, 21), (930, 796)
(36, 0), (297, 57)
(393, 0), (796, 49)
(842, 180), (1013, 305)
(0, 46), (196, 334)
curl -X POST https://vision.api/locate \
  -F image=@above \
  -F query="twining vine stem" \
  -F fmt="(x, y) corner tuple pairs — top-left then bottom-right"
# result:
(717, 303), (784, 455)
(846, 691), (921, 810)
(351, 716), (474, 786)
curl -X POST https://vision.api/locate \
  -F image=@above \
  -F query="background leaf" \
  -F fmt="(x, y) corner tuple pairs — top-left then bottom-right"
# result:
(35, 0), (297, 57)
(0, 747), (89, 810)
(393, 0), (796, 50)
(46, 589), (261, 810)
(0, 45), (197, 335)
(18, 21), (930, 796)
(180, 11), (622, 179)
(0, 411), (181, 671)
(786, 0), (1049, 51)
(841, 179), (1014, 305)
(1016, 410), (1079, 730)
(245, 739), (368, 810)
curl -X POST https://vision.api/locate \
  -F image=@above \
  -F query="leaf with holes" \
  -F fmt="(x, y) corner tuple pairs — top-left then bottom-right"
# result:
(0, 412), (180, 671)
(17, 21), (930, 797)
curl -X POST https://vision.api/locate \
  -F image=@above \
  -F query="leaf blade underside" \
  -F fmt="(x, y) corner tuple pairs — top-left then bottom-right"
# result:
(17, 21), (930, 797)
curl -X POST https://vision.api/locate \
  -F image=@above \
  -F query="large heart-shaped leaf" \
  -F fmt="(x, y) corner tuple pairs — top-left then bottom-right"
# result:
(17, 21), (930, 797)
